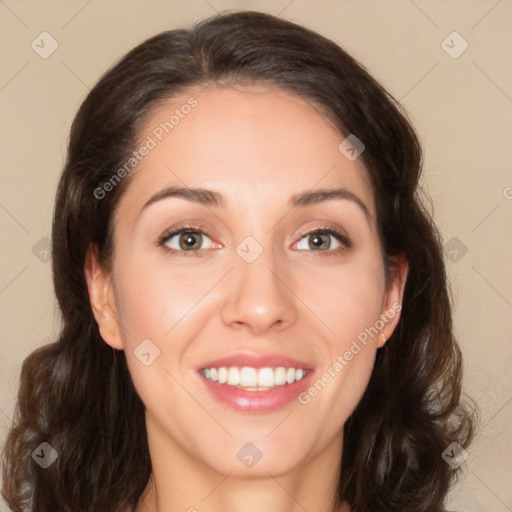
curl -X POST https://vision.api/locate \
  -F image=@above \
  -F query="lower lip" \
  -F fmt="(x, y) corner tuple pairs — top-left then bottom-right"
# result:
(199, 372), (314, 413)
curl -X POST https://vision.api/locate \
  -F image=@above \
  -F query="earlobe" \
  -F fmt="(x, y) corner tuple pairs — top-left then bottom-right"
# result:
(378, 252), (409, 348)
(84, 244), (124, 350)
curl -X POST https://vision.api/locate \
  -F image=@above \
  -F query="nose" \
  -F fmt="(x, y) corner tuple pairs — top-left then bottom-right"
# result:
(220, 251), (298, 335)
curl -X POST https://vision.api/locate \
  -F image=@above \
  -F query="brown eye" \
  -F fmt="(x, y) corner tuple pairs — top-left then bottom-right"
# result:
(307, 233), (332, 250)
(296, 230), (344, 251)
(178, 232), (203, 250)
(160, 229), (214, 251)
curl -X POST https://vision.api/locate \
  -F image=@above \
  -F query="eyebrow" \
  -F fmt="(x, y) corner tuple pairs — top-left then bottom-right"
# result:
(139, 185), (371, 223)
(289, 188), (371, 223)
(140, 186), (225, 214)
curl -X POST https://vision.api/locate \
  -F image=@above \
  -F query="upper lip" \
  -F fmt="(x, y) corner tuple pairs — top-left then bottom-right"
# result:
(197, 351), (313, 371)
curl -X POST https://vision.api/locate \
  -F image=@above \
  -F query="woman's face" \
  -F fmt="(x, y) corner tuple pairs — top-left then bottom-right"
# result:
(87, 85), (406, 478)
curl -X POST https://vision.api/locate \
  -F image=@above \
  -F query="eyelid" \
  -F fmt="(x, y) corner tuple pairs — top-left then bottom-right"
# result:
(158, 225), (210, 244)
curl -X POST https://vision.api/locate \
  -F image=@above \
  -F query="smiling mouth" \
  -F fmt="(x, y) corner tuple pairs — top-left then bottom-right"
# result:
(199, 366), (309, 391)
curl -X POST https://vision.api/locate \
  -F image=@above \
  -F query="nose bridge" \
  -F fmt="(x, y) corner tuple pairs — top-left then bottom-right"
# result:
(220, 241), (297, 332)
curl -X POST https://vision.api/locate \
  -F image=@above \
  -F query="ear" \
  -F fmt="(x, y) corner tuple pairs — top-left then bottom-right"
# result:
(84, 244), (123, 350)
(378, 252), (409, 348)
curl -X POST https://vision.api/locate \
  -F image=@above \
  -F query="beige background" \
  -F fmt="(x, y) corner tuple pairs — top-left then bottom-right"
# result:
(1, 0), (511, 510)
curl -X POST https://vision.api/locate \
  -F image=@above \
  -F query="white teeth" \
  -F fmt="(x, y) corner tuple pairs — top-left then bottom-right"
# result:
(227, 367), (240, 385)
(240, 367), (258, 387)
(258, 367), (274, 387)
(201, 366), (309, 389)
(218, 367), (227, 384)
(274, 367), (287, 386)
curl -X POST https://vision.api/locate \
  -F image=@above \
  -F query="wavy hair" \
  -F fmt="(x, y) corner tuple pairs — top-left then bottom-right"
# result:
(2, 10), (476, 512)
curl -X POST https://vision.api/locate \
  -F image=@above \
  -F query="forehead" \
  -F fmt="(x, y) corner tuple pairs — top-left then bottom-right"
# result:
(116, 85), (375, 223)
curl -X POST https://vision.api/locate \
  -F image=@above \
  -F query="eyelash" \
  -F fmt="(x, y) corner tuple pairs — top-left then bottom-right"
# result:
(157, 225), (351, 257)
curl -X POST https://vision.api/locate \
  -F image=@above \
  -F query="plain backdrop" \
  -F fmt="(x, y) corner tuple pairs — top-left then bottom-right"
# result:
(1, 1), (511, 510)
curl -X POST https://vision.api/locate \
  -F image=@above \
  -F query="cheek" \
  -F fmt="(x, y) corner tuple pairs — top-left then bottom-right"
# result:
(294, 248), (385, 417)
(111, 257), (216, 423)
(112, 253), (224, 346)
(110, 253), (228, 404)
(296, 248), (386, 342)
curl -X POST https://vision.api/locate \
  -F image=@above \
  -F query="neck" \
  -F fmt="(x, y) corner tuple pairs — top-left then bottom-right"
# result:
(135, 415), (350, 512)
(136, 474), (351, 512)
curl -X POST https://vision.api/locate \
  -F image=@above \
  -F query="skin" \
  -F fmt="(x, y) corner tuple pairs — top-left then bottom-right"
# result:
(85, 85), (408, 512)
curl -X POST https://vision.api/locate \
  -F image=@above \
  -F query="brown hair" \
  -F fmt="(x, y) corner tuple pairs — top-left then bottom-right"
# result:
(1, 10), (477, 512)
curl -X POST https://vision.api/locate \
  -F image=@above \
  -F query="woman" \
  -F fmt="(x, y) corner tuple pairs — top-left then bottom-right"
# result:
(1, 10), (476, 512)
